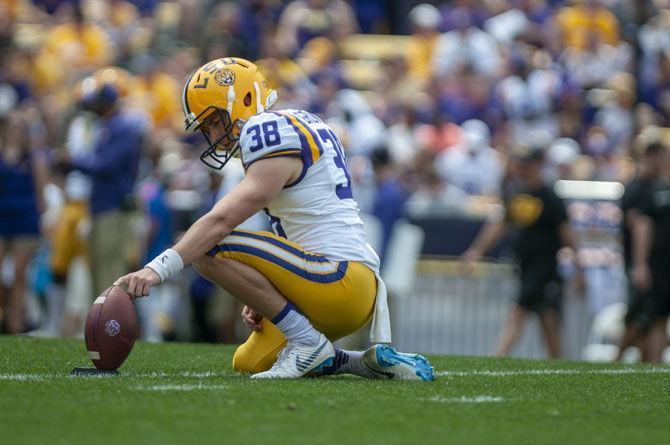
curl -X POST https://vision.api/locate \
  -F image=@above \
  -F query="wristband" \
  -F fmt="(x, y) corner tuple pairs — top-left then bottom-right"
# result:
(145, 248), (184, 282)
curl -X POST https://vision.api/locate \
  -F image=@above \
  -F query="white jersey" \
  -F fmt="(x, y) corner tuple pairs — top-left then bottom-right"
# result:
(238, 109), (380, 273)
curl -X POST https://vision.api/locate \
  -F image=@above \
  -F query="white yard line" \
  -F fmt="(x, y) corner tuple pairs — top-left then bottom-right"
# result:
(176, 371), (225, 378)
(2, 367), (668, 382)
(0, 373), (54, 381)
(436, 368), (670, 377)
(427, 395), (506, 404)
(135, 383), (228, 392)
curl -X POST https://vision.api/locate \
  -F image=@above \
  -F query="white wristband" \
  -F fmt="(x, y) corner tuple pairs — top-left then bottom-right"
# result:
(145, 248), (184, 282)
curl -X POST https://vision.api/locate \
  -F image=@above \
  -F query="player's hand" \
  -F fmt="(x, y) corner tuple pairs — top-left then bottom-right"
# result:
(241, 305), (262, 331)
(632, 263), (652, 292)
(114, 267), (161, 299)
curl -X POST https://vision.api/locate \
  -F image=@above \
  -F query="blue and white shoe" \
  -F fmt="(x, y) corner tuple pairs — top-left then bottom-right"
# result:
(251, 334), (335, 379)
(363, 344), (435, 381)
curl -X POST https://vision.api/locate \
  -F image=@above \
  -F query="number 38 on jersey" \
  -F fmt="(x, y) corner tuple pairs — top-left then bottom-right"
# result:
(239, 109), (353, 200)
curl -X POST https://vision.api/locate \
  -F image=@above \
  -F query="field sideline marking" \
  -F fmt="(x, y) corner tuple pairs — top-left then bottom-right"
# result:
(435, 368), (670, 377)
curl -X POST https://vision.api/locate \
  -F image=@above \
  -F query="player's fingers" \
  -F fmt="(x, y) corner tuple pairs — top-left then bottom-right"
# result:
(127, 276), (139, 299)
(242, 315), (260, 331)
(242, 314), (254, 327)
(113, 275), (130, 287)
(142, 284), (151, 297)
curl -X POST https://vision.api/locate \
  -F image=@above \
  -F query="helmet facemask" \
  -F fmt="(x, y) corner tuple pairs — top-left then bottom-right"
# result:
(194, 106), (241, 170)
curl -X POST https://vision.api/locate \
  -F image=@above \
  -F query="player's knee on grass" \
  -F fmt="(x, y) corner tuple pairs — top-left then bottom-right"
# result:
(233, 324), (287, 374)
(232, 342), (277, 374)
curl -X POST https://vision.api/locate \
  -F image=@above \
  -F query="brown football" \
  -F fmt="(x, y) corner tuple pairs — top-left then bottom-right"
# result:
(84, 286), (138, 370)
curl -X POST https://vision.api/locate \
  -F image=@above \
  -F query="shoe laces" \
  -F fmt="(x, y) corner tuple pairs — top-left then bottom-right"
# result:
(268, 345), (294, 372)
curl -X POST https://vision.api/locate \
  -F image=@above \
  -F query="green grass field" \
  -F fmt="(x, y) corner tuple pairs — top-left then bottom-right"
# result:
(1, 336), (668, 445)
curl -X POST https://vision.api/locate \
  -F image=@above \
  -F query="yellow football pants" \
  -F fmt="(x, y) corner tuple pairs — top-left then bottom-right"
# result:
(50, 201), (89, 276)
(207, 229), (377, 373)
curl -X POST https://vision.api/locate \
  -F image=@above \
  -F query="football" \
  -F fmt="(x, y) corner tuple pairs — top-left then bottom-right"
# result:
(84, 286), (138, 371)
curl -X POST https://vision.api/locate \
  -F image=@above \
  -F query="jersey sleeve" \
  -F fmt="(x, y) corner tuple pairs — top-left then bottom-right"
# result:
(239, 112), (305, 167)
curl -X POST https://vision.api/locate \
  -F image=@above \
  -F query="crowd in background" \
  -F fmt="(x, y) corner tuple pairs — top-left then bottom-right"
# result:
(0, 0), (669, 358)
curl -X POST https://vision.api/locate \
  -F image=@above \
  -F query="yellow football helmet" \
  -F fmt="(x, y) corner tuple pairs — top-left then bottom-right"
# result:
(182, 57), (278, 169)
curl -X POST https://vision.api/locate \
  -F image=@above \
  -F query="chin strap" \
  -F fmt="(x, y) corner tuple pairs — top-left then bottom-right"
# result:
(227, 86), (236, 116)
(254, 81), (264, 113)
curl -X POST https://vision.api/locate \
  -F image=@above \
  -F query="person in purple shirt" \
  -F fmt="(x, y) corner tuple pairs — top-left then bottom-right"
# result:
(60, 81), (143, 295)
(370, 147), (408, 264)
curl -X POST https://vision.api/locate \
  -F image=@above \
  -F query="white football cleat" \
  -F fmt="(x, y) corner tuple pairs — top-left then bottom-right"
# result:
(251, 333), (335, 379)
(363, 344), (435, 381)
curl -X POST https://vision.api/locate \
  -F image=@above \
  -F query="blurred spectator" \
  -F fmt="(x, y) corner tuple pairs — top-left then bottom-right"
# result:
(200, 1), (259, 62)
(616, 139), (665, 361)
(327, 89), (386, 157)
(406, 168), (467, 218)
(544, 137), (581, 181)
(0, 111), (49, 333)
(134, 163), (178, 342)
(497, 49), (562, 143)
(561, 33), (631, 90)
(434, 119), (503, 196)
(639, 52), (670, 121)
(42, 102), (98, 337)
(406, 3), (442, 83)
(131, 54), (181, 130)
(370, 147), (408, 264)
(432, 7), (501, 78)
(260, 35), (321, 111)
(384, 105), (417, 165)
(630, 140), (670, 363)
(461, 145), (583, 358)
(59, 75), (144, 296)
(276, 0), (359, 55)
(39, 5), (112, 75)
(555, 0), (620, 50)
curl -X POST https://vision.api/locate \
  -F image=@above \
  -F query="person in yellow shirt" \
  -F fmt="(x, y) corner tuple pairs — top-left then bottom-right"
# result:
(40, 6), (112, 73)
(406, 3), (442, 83)
(131, 55), (181, 130)
(556, 0), (620, 50)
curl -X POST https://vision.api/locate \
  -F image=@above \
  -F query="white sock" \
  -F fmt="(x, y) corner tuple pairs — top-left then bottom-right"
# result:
(45, 283), (66, 336)
(271, 302), (320, 346)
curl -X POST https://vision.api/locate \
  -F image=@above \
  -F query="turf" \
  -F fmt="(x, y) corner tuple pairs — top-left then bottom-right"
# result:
(0, 336), (668, 445)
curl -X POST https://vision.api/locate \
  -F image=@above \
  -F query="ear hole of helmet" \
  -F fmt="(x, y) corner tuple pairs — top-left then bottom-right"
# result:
(244, 92), (252, 107)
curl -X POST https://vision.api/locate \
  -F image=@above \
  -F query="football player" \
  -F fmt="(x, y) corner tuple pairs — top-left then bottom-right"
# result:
(115, 58), (433, 380)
